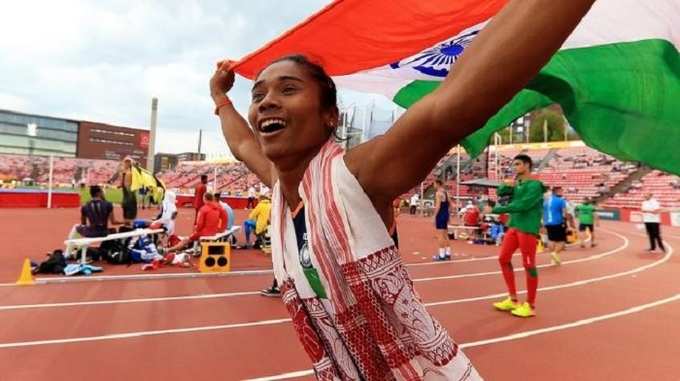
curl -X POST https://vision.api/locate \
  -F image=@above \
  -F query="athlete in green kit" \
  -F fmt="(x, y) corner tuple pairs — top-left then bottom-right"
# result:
(575, 198), (598, 248)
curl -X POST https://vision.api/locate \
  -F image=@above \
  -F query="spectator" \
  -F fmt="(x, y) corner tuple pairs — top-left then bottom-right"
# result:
(150, 191), (178, 236)
(241, 194), (272, 248)
(120, 156), (137, 224)
(138, 186), (149, 209)
(409, 193), (419, 215)
(65, 185), (123, 258)
(246, 185), (256, 209)
(215, 192), (235, 230)
(641, 193), (666, 253)
(193, 174), (208, 222)
(463, 202), (481, 227)
(166, 193), (227, 253)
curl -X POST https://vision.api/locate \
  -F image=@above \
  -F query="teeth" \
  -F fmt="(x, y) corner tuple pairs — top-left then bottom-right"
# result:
(260, 119), (286, 130)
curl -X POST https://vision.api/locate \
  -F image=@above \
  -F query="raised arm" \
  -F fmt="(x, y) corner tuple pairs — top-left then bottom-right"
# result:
(346, 0), (595, 202)
(211, 68), (273, 188)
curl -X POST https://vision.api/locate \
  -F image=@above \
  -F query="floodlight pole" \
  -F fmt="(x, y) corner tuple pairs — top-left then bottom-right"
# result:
(47, 155), (54, 209)
(147, 97), (158, 173)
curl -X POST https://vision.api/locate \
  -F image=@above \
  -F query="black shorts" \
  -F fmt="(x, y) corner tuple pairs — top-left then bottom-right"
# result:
(546, 224), (567, 242)
(579, 223), (594, 232)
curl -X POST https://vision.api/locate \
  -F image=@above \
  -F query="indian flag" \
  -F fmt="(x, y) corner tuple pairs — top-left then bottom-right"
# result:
(233, 0), (680, 174)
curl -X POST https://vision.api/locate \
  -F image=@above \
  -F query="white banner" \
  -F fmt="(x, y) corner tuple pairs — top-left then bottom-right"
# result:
(671, 212), (680, 227)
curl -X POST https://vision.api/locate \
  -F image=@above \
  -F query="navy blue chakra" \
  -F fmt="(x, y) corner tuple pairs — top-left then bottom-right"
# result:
(390, 30), (480, 77)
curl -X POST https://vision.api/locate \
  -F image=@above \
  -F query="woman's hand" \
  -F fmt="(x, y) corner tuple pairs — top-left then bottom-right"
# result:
(210, 61), (236, 100)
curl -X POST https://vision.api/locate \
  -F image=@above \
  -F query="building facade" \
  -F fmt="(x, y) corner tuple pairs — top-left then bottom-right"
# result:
(154, 153), (179, 173)
(0, 109), (78, 157)
(76, 121), (149, 163)
(177, 152), (205, 162)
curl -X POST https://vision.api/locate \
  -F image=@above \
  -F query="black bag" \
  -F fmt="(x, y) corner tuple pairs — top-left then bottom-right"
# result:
(101, 239), (131, 265)
(37, 250), (67, 274)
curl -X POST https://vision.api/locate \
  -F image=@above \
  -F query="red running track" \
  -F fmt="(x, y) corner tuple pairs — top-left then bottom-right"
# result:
(1, 209), (679, 380)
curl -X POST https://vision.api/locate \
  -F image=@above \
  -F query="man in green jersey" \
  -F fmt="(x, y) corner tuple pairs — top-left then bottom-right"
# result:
(575, 198), (598, 248)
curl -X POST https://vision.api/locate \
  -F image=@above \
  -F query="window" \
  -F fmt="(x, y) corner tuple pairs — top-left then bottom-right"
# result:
(0, 135), (76, 155)
(90, 128), (135, 137)
(0, 111), (78, 133)
(0, 122), (78, 142)
(89, 137), (133, 146)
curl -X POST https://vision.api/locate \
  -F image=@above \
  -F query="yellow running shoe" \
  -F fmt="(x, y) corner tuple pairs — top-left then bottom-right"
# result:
(511, 302), (536, 318)
(493, 297), (520, 312)
(550, 252), (561, 265)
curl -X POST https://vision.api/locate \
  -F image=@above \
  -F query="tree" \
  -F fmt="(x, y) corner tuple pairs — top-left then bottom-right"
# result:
(529, 107), (566, 142)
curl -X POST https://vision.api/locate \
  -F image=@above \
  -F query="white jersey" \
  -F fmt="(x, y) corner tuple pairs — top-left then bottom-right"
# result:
(641, 199), (661, 223)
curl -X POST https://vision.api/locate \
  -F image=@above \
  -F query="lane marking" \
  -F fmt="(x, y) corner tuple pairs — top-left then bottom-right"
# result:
(0, 228), (621, 287)
(414, 228), (628, 282)
(244, 292), (680, 381)
(37, 268), (274, 283)
(0, 239), (670, 349)
(425, 239), (671, 307)
(246, 370), (315, 381)
(0, 318), (292, 349)
(459, 293), (680, 348)
(0, 230), (627, 311)
(0, 291), (259, 312)
(406, 231), (594, 267)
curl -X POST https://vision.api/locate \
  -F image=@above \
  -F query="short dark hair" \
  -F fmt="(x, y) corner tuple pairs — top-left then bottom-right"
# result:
(261, 54), (337, 112)
(435, 179), (444, 186)
(552, 186), (563, 192)
(513, 154), (533, 169)
(214, 192), (222, 201)
(200, 175), (208, 183)
(203, 192), (214, 202)
(89, 185), (103, 198)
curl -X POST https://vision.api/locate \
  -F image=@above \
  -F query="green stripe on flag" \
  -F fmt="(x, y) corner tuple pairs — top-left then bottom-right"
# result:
(393, 39), (680, 175)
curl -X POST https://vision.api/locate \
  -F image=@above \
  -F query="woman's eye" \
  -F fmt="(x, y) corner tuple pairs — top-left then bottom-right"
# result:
(252, 93), (264, 102)
(282, 86), (297, 94)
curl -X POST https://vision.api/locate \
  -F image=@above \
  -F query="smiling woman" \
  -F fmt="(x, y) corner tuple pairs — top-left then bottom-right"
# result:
(210, 1), (596, 379)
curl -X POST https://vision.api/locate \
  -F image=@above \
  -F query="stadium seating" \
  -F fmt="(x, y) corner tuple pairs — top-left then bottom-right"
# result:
(0, 154), (119, 187)
(3, 144), (677, 210)
(601, 170), (680, 209)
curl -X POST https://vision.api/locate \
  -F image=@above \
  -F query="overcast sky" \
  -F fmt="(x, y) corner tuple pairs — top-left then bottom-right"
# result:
(0, 0), (395, 156)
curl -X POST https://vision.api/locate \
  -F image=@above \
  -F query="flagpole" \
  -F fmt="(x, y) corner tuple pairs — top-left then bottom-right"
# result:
(47, 155), (54, 209)
(495, 133), (501, 180)
(456, 145), (461, 210)
(419, 181), (424, 216)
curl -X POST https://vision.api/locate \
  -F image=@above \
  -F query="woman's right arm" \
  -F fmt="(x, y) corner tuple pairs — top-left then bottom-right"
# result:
(210, 68), (273, 188)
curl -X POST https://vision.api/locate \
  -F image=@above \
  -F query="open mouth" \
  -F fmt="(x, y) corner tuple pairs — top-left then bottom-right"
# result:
(258, 118), (287, 134)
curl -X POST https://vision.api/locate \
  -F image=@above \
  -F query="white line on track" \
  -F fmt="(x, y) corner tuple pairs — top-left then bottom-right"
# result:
(0, 230), (627, 311)
(0, 291), (259, 311)
(460, 293), (680, 348)
(0, 318), (292, 349)
(0, 228), (612, 288)
(0, 238), (670, 350)
(414, 228), (628, 282)
(245, 291), (680, 381)
(424, 240), (671, 307)
(407, 234), (591, 267)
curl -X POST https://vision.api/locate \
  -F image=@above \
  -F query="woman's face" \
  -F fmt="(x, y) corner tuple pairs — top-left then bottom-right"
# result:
(248, 60), (337, 164)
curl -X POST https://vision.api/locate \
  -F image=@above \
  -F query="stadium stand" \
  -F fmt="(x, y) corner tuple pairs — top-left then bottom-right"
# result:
(601, 170), (680, 209)
(2, 143), (678, 211)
